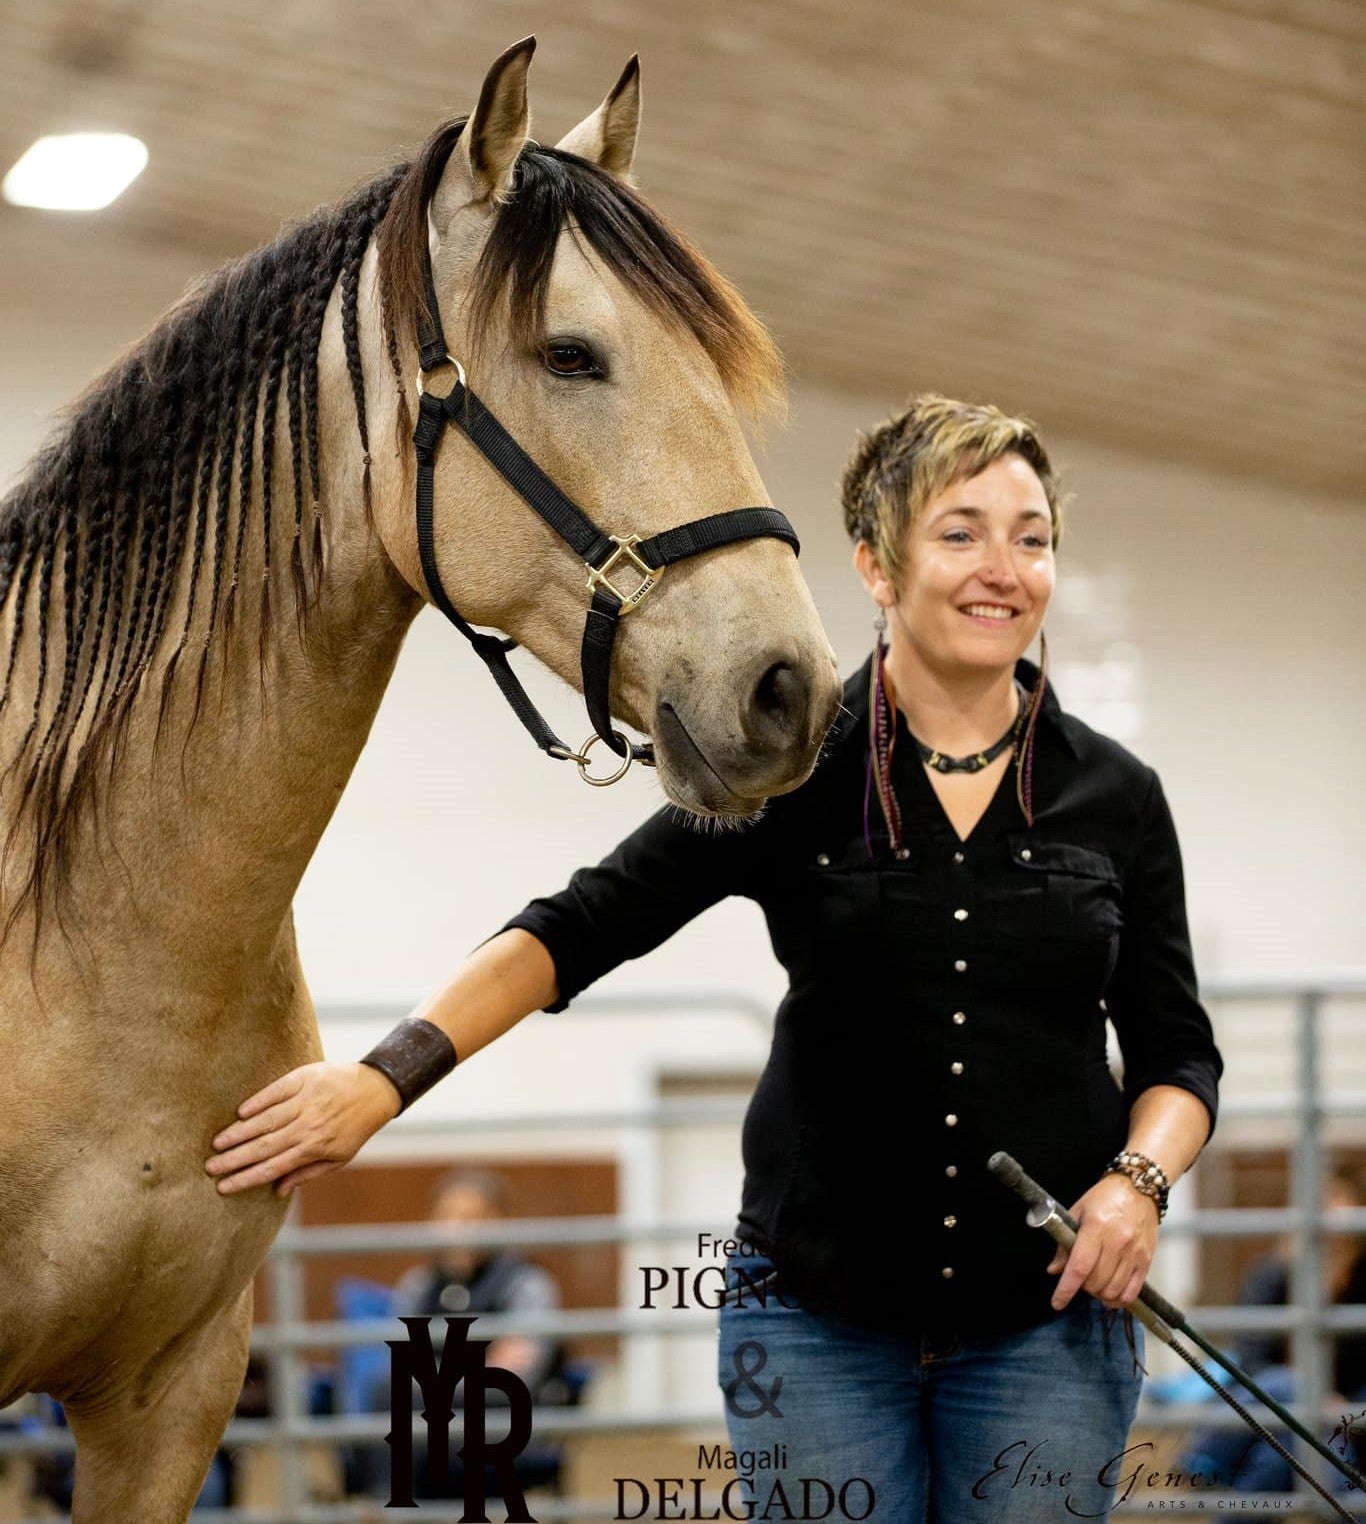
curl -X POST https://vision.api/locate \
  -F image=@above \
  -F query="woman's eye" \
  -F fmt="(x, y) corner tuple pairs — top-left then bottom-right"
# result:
(1020, 534), (1050, 549)
(542, 343), (601, 377)
(942, 529), (973, 544)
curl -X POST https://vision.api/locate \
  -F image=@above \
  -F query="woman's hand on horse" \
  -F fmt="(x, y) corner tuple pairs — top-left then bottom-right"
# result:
(204, 1062), (401, 1196)
(1045, 1172), (1159, 1311)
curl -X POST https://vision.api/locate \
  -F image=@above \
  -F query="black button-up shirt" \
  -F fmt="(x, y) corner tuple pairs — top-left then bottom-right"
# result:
(505, 655), (1222, 1339)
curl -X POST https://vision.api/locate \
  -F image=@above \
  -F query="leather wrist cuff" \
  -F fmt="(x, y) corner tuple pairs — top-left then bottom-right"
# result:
(359, 1017), (457, 1113)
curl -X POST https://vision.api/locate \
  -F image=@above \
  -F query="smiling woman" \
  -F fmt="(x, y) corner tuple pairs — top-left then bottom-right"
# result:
(854, 453), (1056, 821)
(846, 395), (1064, 838)
(209, 392), (1222, 1522)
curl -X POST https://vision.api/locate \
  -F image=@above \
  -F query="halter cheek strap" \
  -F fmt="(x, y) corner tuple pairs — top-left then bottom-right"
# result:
(411, 254), (800, 784)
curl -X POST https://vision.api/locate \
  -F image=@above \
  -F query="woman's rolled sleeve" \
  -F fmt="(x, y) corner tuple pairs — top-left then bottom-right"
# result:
(501, 804), (762, 1012)
(1105, 770), (1223, 1138)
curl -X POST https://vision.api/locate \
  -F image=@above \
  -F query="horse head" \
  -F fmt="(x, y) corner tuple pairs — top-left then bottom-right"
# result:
(370, 39), (841, 816)
(0, 39), (844, 942)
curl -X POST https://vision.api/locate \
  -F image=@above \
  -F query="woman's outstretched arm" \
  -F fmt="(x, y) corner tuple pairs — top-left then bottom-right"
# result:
(204, 928), (556, 1197)
(207, 798), (764, 1198)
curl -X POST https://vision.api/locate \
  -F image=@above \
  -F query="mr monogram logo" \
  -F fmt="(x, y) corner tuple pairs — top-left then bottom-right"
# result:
(385, 1315), (536, 1519)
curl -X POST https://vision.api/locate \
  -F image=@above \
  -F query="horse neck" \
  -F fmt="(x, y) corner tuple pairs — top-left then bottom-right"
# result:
(17, 283), (421, 992)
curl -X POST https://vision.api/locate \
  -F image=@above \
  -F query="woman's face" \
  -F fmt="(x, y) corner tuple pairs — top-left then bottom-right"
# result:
(861, 452), (1055, 677)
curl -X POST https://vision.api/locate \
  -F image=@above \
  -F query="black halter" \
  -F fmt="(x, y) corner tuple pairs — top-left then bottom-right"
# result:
(410, 251), (800, 784)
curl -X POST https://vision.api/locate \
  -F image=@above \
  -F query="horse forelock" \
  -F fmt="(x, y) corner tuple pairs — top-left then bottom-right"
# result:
(484, 146), (784, 420)
(376, 120), (785, 422)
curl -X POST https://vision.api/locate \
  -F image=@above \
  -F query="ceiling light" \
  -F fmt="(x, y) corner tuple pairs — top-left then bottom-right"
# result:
(3, 132), (148, 211)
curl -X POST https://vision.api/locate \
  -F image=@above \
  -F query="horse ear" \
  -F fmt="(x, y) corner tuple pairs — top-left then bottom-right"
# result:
(432, 36), (535, 235)
(554, 55), (640, 181)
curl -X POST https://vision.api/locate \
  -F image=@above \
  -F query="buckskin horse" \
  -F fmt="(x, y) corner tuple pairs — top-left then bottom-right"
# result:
(0, 39), (839, 1520)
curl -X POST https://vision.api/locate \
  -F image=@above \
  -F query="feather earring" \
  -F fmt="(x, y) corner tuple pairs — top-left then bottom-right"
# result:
(864, 612), (905, 859)
(1014, 629), (1049, 828)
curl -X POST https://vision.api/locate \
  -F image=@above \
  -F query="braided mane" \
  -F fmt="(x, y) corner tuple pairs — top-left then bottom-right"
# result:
(0, 119), (782, 927)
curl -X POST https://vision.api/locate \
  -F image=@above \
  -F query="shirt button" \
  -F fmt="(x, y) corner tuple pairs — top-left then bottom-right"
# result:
(953, 908), (969, 922)
(815, 853), (830, 866)
(945, 1165), (958, 1178)
(944, 1215), (957, 1228)
(1020, 848), (1032, 862)
(945, 1114), (958, 1127)
(952, 1012), (966, 1025)
(941, 1266), (955, 1279)
(954, 959), (967, 973)
(953, 850), (965, 865)
(951, 1062), (964, 1075)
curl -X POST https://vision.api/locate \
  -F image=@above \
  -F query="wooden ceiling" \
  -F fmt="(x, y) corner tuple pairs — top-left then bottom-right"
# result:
(0, 0), (1361, 498)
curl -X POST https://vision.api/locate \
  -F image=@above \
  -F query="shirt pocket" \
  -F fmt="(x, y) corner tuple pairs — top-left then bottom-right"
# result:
(766, 842), (884, 985)
(875, 846), (953, 983)
(996, 834), (1122, 943)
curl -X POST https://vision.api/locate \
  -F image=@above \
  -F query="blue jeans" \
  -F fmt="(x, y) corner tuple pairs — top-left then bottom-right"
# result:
(717, 1252), (1144, 1523)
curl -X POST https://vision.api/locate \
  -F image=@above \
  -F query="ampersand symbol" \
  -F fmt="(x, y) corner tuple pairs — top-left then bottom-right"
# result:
(723, 1339), (784, 1418)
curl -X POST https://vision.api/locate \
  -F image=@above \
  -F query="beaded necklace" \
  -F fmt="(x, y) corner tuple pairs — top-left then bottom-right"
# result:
(863, 632), (1048, 858)
(916, 713), (1019, 774)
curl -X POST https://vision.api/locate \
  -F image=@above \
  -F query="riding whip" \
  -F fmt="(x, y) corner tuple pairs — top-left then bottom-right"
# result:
(988, 1151), (1365, 1520)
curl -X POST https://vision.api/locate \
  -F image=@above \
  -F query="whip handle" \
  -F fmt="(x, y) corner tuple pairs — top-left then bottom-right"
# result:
(987, 1151), (1187, 1330)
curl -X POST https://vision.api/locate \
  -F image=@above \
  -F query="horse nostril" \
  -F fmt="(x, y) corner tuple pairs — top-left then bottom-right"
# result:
(755, 661), (787, 717)
(751, 660), (805, 741)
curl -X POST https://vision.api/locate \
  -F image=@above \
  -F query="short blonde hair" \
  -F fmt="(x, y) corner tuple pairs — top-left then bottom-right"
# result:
(842, 394), (1064, 589)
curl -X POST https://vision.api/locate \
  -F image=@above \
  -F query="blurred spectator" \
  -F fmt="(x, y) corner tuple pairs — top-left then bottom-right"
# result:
(394, 1168), (564, 1399)
(357, 1168), (573, 1502)
(1185, 1169), (1366, 1491)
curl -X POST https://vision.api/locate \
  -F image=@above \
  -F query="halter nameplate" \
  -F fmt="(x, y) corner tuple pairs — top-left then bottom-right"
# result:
(586, 535), (662, 615)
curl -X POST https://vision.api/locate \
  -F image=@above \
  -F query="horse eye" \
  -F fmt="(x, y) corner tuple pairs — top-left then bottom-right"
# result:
(542, 343), (601, 377)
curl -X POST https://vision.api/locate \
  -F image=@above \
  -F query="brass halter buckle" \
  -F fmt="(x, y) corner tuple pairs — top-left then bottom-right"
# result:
(586, 534), (663, 614)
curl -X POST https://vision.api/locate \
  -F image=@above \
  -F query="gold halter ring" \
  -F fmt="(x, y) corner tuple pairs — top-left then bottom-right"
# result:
(415, 354), (467, 398)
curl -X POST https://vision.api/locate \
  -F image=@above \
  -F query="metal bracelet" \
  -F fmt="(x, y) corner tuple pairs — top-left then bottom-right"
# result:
(358, 1017), (457, 1114)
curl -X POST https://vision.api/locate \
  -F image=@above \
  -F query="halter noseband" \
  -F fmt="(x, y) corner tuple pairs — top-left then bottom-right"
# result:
(410, 249), (800, 785)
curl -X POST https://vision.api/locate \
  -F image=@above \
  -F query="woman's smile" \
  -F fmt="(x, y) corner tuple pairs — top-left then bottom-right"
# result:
(959, 601), (1022, 625)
